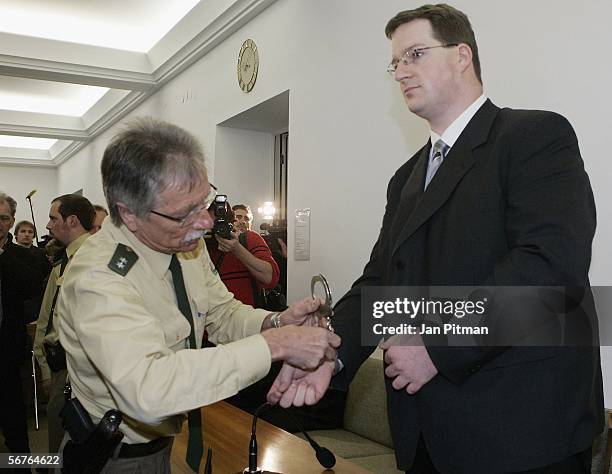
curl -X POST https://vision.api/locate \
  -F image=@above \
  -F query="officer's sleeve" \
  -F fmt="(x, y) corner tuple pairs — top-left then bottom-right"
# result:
(60, 263), (271, 424)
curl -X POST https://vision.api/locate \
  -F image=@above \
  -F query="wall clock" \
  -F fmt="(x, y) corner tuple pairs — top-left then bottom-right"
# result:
(237, 39), (259, 93)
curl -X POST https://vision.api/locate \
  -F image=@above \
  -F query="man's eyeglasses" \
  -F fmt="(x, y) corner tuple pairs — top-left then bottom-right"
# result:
(150, 184), (217, 227)
(386, 43), (459, 75)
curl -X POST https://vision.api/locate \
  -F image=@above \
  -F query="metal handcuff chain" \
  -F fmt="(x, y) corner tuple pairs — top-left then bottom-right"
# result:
(311, 274), (334, 332)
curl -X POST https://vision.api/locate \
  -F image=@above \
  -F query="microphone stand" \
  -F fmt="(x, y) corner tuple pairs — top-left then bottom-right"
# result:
(26, 194), (39, 246)
(241, 402), (335, 473)
(243, 403), (268, 473)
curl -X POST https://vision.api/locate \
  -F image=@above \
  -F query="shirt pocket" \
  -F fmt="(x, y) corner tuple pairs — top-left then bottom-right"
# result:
(160, 308), (191, 351)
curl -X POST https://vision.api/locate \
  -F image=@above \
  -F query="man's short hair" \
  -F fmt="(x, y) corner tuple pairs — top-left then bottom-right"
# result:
(0, 192), (17, 217)
(385, 3), (482, 83)
(52, 194), (95, 231)
(15, 220), (35, 234)
(93, 205), (109, 215)
(232, 204), (253, 221)
(101, 118), (208, 226)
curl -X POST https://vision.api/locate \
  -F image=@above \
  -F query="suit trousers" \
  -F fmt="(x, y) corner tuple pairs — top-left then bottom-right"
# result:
(0, 361), (30, 453)
(404, 439), (592, 473)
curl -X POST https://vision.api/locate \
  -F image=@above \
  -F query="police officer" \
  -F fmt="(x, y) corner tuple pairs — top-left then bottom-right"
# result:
(57, 118), (339, 472)
(33, 194), (95, 454)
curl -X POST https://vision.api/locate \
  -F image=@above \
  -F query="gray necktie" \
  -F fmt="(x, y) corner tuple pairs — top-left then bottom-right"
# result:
(424, 139), (450, 190)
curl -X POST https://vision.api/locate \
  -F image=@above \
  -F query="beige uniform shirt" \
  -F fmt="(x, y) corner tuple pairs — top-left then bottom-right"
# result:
(33, 232), (90, 381)
(57, 219), (271, 444)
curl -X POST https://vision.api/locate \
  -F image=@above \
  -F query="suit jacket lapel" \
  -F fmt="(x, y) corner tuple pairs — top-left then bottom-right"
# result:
(390, 144), (430, 238)
(391, 100), (500, 256)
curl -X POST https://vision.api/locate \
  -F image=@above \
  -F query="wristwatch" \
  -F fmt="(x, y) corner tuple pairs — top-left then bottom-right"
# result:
(270, 312), (282, 328)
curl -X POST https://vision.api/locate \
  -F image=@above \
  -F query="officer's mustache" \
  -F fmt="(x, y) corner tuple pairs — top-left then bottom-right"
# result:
(182, 230), (206, 243)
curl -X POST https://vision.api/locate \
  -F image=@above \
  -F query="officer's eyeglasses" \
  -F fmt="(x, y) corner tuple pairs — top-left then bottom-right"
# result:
(386, 43), (458, 75)
(150, 184), (217, 227)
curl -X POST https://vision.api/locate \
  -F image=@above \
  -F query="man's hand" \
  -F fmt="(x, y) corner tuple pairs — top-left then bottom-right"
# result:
(215, 231), (239, 253)
(379, 335), (438, 394)
(261, 325), (340, 370)
(276, 296), (325, 327)
(267, 360), (335, 408)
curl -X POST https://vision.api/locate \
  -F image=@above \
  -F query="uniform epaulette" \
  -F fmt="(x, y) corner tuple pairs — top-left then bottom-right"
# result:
(108, 243), (138, 276)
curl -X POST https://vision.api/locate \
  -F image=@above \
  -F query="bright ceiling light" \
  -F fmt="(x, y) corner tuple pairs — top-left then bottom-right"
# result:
(258, 202), (277, 220)
(0, 77), (109, 116)
(0, 0), (201, 52)
(0, 135), (57, 150)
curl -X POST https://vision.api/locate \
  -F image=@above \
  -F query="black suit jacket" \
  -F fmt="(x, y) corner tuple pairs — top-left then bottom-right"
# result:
(0, 235), (46, 365)
(333, 100), (604, 473)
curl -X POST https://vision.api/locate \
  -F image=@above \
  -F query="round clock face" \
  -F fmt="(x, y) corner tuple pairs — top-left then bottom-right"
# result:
(237, 39), (259, 92)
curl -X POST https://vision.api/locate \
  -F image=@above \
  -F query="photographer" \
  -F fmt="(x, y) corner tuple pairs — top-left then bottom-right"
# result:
(259, 219), (288, 297)
(206, 201), (279, 308)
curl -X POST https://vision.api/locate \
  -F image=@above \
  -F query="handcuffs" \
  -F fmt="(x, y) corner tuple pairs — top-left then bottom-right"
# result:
(311, 274), (334, 332)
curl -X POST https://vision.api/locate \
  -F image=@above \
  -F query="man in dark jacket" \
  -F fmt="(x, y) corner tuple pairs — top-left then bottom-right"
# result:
(0, 191), (44, 455)
(268, 5), (603, 473)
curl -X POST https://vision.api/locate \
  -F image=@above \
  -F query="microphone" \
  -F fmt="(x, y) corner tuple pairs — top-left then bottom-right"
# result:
(278, 406), (336, 469)
(243, 403), (269, 473)
(242, 402), (336, 473)
(25, 189), (39, 245)
(204, 447), (212, 474)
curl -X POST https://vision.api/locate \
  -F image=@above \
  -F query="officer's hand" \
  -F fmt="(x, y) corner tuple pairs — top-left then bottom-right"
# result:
(262, 325), (340, 370)
(215, 231), (239, 253)
(275, 296), (324, 327)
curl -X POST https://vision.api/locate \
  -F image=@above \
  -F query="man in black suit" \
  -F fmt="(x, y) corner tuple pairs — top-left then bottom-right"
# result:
(0, 192), (38, 455)
(268, 4), (603, 473)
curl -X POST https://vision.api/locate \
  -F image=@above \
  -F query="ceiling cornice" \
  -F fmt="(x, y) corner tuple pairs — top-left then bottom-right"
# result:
(0, 123), (89, 141)
(0, 55), (157, 91)
(152, 0), (277, 83)
(0, 0), (279, 168)
(0, 158), (56, 168)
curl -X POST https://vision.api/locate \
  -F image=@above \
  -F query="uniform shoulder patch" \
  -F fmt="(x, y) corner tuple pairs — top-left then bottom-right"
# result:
(108, 243), (138, 276)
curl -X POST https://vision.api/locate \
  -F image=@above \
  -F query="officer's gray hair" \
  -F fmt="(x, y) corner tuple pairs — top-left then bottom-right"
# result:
(101, 118), (208, 226)
(0, 192), (17, 217)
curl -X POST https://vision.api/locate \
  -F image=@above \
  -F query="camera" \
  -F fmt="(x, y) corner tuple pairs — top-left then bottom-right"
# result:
(260, 219), (287, 241)
(211, 194), (234, 239)
(259, 219), (287, 254)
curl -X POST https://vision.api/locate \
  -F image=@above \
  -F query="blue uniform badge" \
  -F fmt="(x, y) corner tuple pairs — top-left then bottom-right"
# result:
(108, 244), (138, 276)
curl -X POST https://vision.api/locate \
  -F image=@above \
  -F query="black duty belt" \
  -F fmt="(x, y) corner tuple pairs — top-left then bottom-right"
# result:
(117, 436), (172, 458)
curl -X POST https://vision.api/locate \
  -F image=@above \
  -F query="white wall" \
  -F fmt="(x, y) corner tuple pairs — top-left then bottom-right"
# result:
(214, 126), (274, 232)
(0, 165), (58, 238)
(53, 0), (612, 404)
